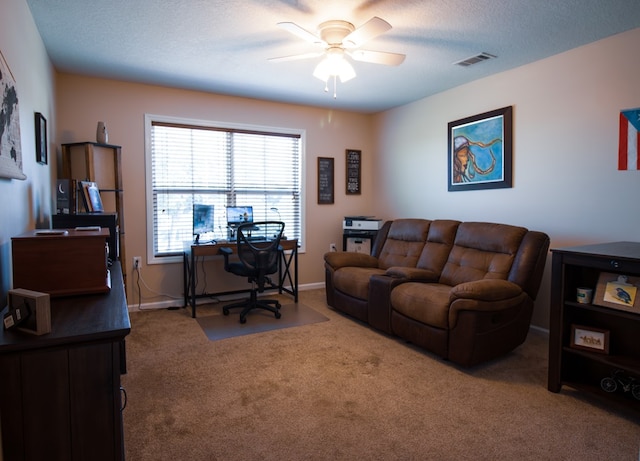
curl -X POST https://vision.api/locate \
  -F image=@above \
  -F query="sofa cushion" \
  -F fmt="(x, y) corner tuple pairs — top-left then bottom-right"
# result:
(377, 219), (431, 269)
(416, 220), (460, 274)
(439, 222), (527, 287)
(390, 282), (452, 329)
(334, 267), (386, 300)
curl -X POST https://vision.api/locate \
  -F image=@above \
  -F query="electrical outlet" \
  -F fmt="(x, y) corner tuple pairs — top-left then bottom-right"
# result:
(133, 256), (141, 269)
(329, 243), (337, 252)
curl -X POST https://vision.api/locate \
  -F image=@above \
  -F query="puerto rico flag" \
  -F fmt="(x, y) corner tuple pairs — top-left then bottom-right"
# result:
(618, 108), (640, 170)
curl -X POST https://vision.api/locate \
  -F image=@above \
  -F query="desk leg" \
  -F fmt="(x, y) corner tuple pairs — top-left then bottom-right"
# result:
(278, 246), (298, 302)
(294, 246), (298, 302)
(183, 251), (197, 318)
(183, 252), (188, 309)
(190, 253), (197, 318)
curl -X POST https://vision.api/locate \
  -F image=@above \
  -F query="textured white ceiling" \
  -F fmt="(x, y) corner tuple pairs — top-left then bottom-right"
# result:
(26, 0), (640, 113)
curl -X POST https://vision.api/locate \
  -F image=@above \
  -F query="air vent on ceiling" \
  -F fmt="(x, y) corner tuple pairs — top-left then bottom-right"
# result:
(454, 52), (496, 67)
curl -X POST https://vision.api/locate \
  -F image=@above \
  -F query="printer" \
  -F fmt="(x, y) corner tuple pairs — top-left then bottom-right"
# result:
(343, 216), (384, 231)
(342, 216), (383, 254)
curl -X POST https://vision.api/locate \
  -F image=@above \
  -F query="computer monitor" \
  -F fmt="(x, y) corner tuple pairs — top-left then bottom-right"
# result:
(226, 206), (253, 227)
(193, 204), (215, 244)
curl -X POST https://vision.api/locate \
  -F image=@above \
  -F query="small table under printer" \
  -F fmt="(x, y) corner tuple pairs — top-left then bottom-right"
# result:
(342, 216), (383, 254)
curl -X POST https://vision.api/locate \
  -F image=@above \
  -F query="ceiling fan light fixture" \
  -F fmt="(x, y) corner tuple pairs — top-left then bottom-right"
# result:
(313, 49), (356, 83)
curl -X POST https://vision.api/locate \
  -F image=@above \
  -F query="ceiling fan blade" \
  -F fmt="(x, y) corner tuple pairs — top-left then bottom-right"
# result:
(277, 22), (325, 45)
(268, 51), (324, 63)
(343, 17), (392, 48)
(349, 49), (406, 66)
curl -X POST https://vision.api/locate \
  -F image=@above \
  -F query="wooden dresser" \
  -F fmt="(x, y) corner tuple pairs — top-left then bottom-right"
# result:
(0, 263), (131, 460)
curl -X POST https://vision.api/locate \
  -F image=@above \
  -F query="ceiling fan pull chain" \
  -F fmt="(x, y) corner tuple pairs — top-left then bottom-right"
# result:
(333, 75), (337, 99)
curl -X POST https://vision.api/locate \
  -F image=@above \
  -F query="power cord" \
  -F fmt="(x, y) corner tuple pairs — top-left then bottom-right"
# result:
(132, 262), (182, 311)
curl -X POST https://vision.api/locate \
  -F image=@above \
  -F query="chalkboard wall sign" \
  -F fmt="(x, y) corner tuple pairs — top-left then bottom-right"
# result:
(346, 149), (361, 195)
(317, 157), (334, 204)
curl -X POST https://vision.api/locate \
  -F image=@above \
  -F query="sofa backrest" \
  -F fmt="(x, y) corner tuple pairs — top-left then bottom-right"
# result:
(377, 219), (431, 269)
(415, 220), (460, 275)
(439, 222), (529, 287)
(507, 230), (550, 300)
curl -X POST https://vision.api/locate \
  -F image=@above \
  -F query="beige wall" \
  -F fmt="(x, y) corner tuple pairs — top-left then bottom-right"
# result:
(372, 27), (640, 329)
(56, 75), (376, 304)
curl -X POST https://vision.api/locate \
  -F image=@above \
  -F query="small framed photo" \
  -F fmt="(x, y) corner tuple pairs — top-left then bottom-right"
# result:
(593, 272), (640, 313)
(35, 112), (47, 165)
(79, 181), (104, 212)
(570, 324), (610, 354)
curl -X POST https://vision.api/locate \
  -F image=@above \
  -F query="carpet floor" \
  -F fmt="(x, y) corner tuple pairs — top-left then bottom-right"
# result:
(122, 289), (640, 460)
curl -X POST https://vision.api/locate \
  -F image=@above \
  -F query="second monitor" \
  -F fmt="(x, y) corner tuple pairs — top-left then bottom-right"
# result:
(226, 206), (256, 239)
(227, 206), (253, 227)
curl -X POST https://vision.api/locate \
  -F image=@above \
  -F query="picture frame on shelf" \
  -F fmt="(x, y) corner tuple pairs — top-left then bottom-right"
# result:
(35, 112), (47, 165)
(593, 272), (640, 313)
(447, 106), (512, 191)
(570, 324), (610, 354)
(80, 181), (104, 212)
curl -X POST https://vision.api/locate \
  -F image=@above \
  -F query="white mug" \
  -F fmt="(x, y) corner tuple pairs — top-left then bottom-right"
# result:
(576, 287), (593, 304)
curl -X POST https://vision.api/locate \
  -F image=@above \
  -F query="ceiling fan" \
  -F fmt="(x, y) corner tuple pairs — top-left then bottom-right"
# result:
(270, 17), (406, 97)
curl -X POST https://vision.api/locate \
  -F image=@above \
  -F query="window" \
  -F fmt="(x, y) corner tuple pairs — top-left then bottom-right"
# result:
(144, 114), (304, 262)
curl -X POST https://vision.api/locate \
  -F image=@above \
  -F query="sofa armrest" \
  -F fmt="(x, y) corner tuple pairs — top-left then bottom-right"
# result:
(324, 251), (378, 270)
(385, 266), (439, 282)
(450, 279), (522, 303)
(368, 274), (408, 333)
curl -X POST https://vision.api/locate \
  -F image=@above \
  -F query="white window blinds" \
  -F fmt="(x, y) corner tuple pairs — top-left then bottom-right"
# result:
(147, 117), (302, 257)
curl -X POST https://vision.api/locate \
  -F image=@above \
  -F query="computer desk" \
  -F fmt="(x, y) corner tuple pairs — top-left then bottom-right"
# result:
(183, 239), (298, 318)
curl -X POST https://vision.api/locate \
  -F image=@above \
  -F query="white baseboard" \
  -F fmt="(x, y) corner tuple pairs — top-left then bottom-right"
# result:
(128, 282), (326, 312)
(530, 324), (549, 336)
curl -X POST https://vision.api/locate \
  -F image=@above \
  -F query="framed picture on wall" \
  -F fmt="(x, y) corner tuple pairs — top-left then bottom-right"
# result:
(448, 106), (512, 191)
(317, 157), (334, 204)
(346, 149), (361, 195)
(35, 112), (47, 165)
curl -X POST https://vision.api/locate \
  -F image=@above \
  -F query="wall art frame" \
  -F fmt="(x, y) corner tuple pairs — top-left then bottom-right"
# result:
(0, 48), (26, 179)
(593, 272), (640, 313)
(317, 157), (334, 204)
(346, 149), (361, 195)
(35, 112), (47, 165)
(569, 324), (610, 354)
(448, 106), (512, 191)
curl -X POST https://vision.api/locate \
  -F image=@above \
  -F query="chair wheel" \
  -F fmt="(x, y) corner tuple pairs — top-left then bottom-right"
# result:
(275, 311), (281, 319)
(240, 316), (247, 324)
(223, 308), (229, 316)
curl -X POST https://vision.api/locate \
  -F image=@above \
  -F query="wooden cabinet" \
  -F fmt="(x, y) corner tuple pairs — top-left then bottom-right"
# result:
(12, 228), (111, 297)
(61, 142), (127, 291)
(0, 263), (130, 461)
(548, 242), (640, 415)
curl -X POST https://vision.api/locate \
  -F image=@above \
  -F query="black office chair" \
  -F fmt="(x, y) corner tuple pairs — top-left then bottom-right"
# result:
(219, 221), (285, 324)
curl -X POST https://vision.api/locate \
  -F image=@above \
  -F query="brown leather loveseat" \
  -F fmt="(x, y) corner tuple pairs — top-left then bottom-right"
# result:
(324, 219), (550, 367)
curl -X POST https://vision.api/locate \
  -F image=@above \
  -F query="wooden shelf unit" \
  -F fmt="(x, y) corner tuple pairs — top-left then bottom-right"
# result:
(548, 241), (640, 416)
(61, 142), (127, 291)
